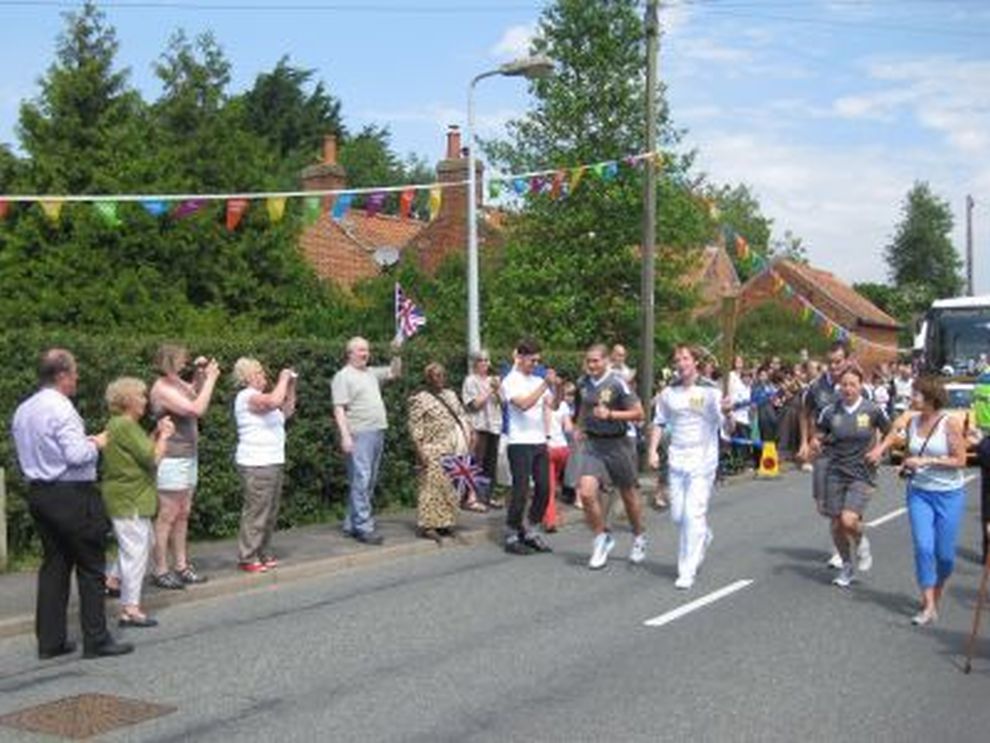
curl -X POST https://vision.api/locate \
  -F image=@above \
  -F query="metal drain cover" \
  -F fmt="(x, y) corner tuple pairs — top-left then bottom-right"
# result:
(0, 693), (176, 739)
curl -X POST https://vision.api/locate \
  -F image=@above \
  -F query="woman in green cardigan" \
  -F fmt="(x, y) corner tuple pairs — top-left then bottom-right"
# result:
(102, 377), (174, 628)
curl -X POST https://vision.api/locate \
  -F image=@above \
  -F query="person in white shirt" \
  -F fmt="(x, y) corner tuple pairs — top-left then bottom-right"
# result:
(232, 357), (297, 572)
(499, 338), (557, 555)
(648, 345), (730, 589)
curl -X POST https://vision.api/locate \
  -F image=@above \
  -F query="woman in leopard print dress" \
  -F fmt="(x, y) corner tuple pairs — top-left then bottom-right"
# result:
(408, 363), (474, 540)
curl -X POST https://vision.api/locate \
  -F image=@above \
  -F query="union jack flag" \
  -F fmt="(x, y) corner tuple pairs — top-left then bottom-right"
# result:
(395, 283), (426, 339)
(440, 453), (489, 498)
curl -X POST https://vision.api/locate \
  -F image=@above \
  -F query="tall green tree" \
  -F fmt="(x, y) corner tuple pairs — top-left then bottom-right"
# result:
(17, 1), (147, 194)
(885, 181), (961, 300)
(481, 0), (710, 352)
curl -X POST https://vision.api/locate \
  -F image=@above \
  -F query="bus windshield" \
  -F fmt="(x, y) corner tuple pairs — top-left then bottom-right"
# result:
(930, 308), (990, 373)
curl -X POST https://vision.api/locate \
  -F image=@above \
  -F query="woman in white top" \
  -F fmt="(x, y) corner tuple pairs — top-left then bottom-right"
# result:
(544, 378), (574, 532)
(461, 350), (503, 508)
(232, 357), (297, 573)
(870, 376), (967, 625)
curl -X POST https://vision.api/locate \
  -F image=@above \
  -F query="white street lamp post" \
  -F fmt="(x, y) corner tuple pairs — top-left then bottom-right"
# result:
(466, 55), (554, 356)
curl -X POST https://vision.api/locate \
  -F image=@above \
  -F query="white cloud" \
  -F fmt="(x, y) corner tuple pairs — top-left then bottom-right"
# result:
(490, 23), (537, 60)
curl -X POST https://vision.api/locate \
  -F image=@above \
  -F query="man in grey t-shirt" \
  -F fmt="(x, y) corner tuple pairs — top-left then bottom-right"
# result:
(331, 337), (401, 545)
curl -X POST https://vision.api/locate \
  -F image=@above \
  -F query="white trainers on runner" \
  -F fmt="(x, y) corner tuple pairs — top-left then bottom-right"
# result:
(674, 574), (695, 590)
(589, 532), (616, 570)
(856, 535), (873, 572)
(629, 534), (647, 565)
(827, 551), (844, 570)
(832, 564), (855, 588)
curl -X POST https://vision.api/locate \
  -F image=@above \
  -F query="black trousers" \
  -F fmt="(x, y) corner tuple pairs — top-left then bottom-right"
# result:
(472, 431), (500, 502)
(27, 481), (111, 653)
(978, 436), (990, 562)
(506, 443), (550, 535)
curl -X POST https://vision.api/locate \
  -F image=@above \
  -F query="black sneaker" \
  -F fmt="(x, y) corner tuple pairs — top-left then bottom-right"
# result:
(504, 537), (533, 555)
(354, 531), (385, 546)
(151, 571), (185, 590)
(176, 565), (208, 585)
(523, 532), (553, 553)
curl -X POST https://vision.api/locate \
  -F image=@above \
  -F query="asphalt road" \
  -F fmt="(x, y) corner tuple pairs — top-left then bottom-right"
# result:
(2, 469), (989, 742)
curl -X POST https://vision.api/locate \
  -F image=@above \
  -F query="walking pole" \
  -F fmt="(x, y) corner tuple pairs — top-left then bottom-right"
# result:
(963, 543), (990, 674)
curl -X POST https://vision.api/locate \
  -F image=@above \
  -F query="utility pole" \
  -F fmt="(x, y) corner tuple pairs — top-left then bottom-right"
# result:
(640, 0), (659, 426)
(966, 194), (974, 296)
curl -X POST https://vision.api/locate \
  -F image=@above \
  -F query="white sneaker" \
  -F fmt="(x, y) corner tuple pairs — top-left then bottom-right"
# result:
(589, 532), (615, 570)
(857, 535), (873, 572)
(801, 462), (814, 473)
(674, 574), (695, 590)
(832, 564), (855, 588)
(827, 551), (844, 570)
(629, 534), (647, 564)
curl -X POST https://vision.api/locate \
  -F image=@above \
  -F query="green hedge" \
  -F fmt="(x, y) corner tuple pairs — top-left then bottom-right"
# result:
(1, 331), (588, 560)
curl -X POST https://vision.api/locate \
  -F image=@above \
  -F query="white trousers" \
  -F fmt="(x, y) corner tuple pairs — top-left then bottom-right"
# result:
(668, 469), (715, 581)
(107, 516), (153, 607)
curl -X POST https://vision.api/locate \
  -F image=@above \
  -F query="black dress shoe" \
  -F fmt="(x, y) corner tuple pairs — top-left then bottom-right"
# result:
(39, 641), (77, 660)
(83, 640), (134, 659)
(119, 615), (159, 628)
(354, 531), (384, 545)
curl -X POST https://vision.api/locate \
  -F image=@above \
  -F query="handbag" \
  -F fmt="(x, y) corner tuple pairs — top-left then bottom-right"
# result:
(899, 414), (945, 479)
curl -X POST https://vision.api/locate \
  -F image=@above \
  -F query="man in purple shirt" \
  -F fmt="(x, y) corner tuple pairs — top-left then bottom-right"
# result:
(12, 348), (133, 660)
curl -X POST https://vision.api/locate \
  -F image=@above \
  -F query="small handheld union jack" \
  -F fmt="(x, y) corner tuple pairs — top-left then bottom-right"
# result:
(440, 454), (489, 498)
(395, 283), (426, 341)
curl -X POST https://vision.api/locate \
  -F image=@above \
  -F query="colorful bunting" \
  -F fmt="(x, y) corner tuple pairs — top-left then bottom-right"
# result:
(40, 200), (63, 223)
(488, 180), (503, 199)
(511, 178), (527, 196)
(569, 167), (586, 193)
(529, 176), (544, 195)
(302, 196), (321, 226)
(226, 198), (249, 231)
(331, 192), (353, 222)
(266, 197), (286, 223)
(550, 170), (565, 199)
(592, 162), (606, 180)
(142, 200), (168, 217)
(399, 188), (415, 219)
(94, 201), (122, 227)
(428, 187), (442, 221)
(603, 161), (619, 180)
(0, 199), (9, 220)
(365, 191), (387, 218)
(174, 199), (205, 219)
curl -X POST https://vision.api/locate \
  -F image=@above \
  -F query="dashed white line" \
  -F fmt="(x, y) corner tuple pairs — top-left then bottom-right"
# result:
(643, 579), (754, 628)
(866, 508), (907, 528)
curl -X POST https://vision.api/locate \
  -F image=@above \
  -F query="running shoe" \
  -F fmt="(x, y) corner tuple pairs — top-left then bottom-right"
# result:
(629, 534), (647, 565)
(504, 535), (533, 556)
(911, 608), (938, 626)
(832, 564), (855, 588)
(827, 551), (844, 570)
(674, 574), (695, 590)
(589, 532), (616, 570)
(522, 531), (553, 553)
(176, 564), (208, 585)
(856, 535), (873, 572)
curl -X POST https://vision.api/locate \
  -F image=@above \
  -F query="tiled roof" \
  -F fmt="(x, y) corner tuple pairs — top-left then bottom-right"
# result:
(778, 260), (901, 329)
(331, 211), (427, 251)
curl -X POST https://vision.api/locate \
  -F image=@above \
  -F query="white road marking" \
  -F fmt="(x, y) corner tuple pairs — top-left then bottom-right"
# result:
(644, 579), (754, 628)
(866, 474), (978, 529)
(866, 508), (906, 528)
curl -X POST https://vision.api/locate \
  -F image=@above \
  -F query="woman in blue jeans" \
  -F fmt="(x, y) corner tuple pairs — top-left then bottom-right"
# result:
(874, 376), (969, 626)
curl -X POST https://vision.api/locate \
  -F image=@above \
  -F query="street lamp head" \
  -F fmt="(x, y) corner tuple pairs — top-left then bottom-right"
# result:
(498, 54), (554, 80)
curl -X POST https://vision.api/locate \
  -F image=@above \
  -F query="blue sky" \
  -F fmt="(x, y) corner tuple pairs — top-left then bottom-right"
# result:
(1, 0), (988, 294)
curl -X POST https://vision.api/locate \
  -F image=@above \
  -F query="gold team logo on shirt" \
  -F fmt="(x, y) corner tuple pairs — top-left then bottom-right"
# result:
(600, 388), (613, 405)
(856, 413), (870, 429)
(690, 394), (704, 410)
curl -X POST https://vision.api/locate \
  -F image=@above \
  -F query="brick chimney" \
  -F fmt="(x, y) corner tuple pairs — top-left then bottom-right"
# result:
(300, 133), (346, 192)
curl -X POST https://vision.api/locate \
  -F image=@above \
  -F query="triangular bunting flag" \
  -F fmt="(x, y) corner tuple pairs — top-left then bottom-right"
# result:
(142, 200), (168, 217)
(603, 161), (619, 180)
(529, 176), (544, 195)
(174, 199), (205, 219)
(569, 167), (585, 193)
(550, 170), (565, 199)
(0, 199), (10, 220)
(331, 192), (353, 222)
(511, 178), (527, 196)
(365, 191), (387, 218)
(302, 196), (321, 226)
(94, 201), (122, 227)
(40, 200), (63, 223)
(592, 162), (607, 180)
(226, 198), (249, 231)
(399, 188), (415, 219)
(488, 180), (503, 199)
(266, 197), (286, 223)
(428, 187), (442, 221)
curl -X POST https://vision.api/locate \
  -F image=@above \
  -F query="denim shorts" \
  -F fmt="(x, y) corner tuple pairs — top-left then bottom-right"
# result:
(157, 457), (198, 492)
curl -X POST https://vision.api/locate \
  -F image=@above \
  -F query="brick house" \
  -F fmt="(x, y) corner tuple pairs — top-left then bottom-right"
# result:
(679, 243), (741, 316)
(299, 127), (502, 289)
(738, 259), (902, 369)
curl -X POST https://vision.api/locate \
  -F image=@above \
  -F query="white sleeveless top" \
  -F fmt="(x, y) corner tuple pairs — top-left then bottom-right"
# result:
(234, 388), (286, 466)
(907, 415), (964, 492)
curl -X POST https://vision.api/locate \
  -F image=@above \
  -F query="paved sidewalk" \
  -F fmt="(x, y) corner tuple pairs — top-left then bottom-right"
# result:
(1, 474), (657, 640)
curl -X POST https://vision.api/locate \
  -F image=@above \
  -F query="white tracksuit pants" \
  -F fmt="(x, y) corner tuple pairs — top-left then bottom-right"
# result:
(668, 468), (716, 581)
